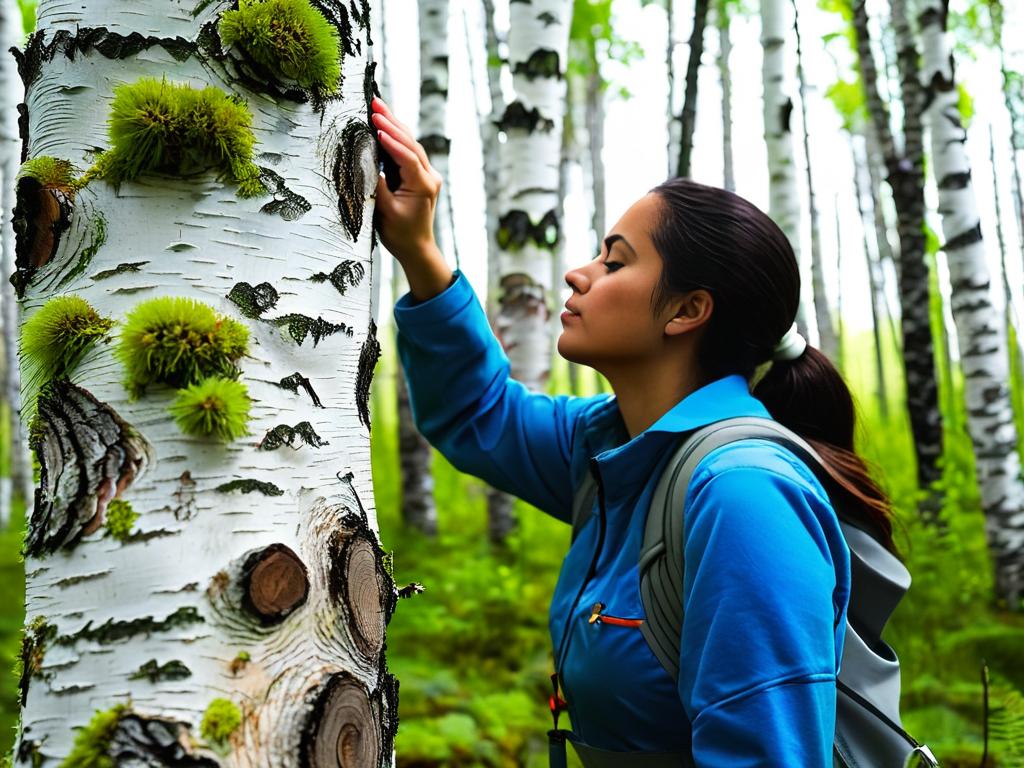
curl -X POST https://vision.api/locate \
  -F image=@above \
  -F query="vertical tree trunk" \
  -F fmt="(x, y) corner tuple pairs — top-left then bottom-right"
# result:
(760, 0), (807, 337)
(666, 0), (678, 178)
(11, 1), (399, 763)
(864, 123), (903, 356)
(716, 1), (735, 192)
(791, 0), (836, 361)
(853, 0), (943, 497)
(989, 124), (1024, 398)
(834, 195), (845, 371)
(585, 63), (606, 249)
(480, 0), (506, 325)
(919, 0), (1024, 606)
(487, 0), (573, 544)
(675, 0), (709, 178)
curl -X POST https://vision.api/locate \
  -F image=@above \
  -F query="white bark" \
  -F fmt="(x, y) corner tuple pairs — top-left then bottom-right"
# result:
(716, 4), (734, 192)
(14, 0), (397, 763)
(479, 0), (505, 325)
(759, 0), (804, 333)
(919, 0), (1024, 605)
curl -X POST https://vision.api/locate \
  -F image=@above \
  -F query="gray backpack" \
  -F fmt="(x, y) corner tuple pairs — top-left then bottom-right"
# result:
(570, 416), (939, 768)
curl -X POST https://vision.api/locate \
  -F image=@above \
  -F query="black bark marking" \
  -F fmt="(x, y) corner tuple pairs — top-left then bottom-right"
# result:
(537, 11), (558, 25)
(334, 120), (376, 240)
(512, 48), (561, 81)
(227, 281), (280, 319)
(258, 421), (328, 450)
(376, 664), (399, 768)
(258, 166), (312, 220)
(419, 134), (451, 156)
(27, 380), (152, 557)
(240, 543), (310, 625)
(498, 101), (555, 133)
(216, 478), (286, 496)
(272, 313), (352, 346)
(356, 319), (380, 432)
(780, 98), (794, 133)
(130, 659), (193, 682)
(496, 208), (561, 251)
(276, 372), (324, 407)
(310, 260), (364, 296)
(942, 223), (983, 252)
(18, 619), (57, 706)
(421, 75), (447, 100)
(938, 171), (971, 190)
(109, 713), (218, 766)
(92, 261), (149, 280)
(55, 606), (203, 646)
(11, 177), (74, 298)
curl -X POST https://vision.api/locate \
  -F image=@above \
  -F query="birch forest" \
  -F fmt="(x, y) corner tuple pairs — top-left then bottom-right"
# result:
(0, 0), (1020, 765)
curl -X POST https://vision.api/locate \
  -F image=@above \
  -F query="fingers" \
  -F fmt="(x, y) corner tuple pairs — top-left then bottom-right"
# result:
(371, 98), (432, 168)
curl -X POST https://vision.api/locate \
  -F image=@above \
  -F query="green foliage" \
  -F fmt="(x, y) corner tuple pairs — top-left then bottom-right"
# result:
(201, 697), (242, 748)
(957, 83), (975, 129)
(60, 704), (126, 768)
(81, 77), (266, 198)
(825, 78), (867, 131)
(104, 500), (138, 542)
(116, 296), (249, 397)
(219, 0), (342, 93)
(16, 157), (80, 190)
(169, 376), (252, 442)
(19, 296), (114, 420)
(16, 0), (36, 36)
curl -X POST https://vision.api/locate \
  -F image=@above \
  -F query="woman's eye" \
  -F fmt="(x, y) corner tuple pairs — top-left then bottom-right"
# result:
(604, 261), (624, 272)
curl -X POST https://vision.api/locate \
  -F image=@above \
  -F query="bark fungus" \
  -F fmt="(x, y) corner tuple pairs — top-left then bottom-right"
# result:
(258, 421), (329, 450)
(239, 543), (310, 625)
(355, 319), (380, 431)
(333, 121), (379, 240)
(276, 372), (324, 408)
(27, 380), (151, 557)
(310, 260), (364, 296)
(300, 673), (381, 768)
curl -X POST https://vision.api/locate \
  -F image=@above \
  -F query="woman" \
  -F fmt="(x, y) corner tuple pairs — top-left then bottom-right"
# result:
(370, 96), (896, 766)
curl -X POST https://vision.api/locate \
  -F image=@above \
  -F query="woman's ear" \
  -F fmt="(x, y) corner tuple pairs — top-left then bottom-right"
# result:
(664, 289), (713, 337)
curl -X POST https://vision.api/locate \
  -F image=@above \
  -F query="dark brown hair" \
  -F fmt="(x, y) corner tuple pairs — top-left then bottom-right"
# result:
(647, 177), (896, 554)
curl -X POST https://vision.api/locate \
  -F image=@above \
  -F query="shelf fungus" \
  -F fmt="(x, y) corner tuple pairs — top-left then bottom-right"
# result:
(11, 156), (79, 297)
(239, 543), (310, 625)
(301, 672), (381, 768)
(26, 380), (151, 557)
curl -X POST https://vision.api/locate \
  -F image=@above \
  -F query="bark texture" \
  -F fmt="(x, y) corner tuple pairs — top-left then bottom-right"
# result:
(12, 1), (399, 763)
(715, 1), (734, 192)
(675, 0), (709, 178)
(919, 0), (1024, 606)
(853, 0), (943, 495)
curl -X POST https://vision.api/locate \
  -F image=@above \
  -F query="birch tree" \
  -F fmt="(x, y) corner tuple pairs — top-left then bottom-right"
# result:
(675, 0), (709, 178)
(918, 0), (1024, 605)
(716, 0), (735, 192)
(10, 0), (400, 763)
(486, 0), (572, 543)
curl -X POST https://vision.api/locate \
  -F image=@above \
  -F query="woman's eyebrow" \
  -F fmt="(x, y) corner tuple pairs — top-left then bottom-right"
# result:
(604, 234), (637, 258)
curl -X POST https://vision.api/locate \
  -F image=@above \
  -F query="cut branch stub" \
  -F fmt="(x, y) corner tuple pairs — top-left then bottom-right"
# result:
(301, 673), (381, 768)
(27, 380), (152, 557)
(11, 177), (74, 297)
(329, 525), (389, 660)
(240, 544), (310, 624)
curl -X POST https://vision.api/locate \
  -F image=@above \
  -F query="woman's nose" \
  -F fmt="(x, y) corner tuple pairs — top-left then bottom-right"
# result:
(564, 264), (589, 294)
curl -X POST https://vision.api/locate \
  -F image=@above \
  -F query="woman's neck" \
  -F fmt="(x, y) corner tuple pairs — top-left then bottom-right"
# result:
(605, 360), (705, 441)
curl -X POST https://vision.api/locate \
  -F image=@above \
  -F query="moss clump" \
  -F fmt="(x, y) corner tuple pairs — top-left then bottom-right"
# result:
(219, 0), (342, 93)
(169, 376), (251, 441)
(80, 77), (266, 197)
(104, 499), (138, 542)
(116, 296), (249, 397)
(60, 704), (126, 768)
(20, 295), (114, 419)
(17, 156), (82, 191)
(201, 697), (242, 747)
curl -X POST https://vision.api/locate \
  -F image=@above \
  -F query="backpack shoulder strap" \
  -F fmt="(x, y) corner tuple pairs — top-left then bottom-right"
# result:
(638, 416), (831, 683)
(570, 469), (598, 543)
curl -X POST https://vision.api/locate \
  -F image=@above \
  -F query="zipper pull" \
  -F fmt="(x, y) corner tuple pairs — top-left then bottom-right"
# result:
(589, 602), (605, 624)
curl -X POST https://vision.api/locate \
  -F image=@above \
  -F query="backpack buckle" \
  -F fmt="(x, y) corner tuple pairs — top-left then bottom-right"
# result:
(548, 672), (568, 730)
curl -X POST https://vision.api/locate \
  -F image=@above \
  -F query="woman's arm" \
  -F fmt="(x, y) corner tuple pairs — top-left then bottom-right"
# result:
(677, 443), (852, 766)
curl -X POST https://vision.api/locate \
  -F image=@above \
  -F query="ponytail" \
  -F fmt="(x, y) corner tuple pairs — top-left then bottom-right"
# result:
(753, 346), (897, 555)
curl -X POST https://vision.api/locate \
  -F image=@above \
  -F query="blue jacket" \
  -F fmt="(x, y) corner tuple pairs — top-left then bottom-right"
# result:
(394, 270), (852, 766)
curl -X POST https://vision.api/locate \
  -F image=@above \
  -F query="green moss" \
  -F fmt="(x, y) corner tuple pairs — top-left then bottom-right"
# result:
(116, 296), (249, 397)
(219, 0), (341, 93)
(169, 376), (251, 441)
(201, 697), (242, 746)
(17, 156), (81, 190)
(104, 499), (138, 542)
(19, 295), (114, 420)
(60, 704), (126, 768)
(235, 651), (251, 662)
(80, 77), (266, 197)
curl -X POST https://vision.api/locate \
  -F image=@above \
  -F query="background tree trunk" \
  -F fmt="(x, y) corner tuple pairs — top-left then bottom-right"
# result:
(675, 0), (709, 178)
(716, 0), (735, 192)
(919, 0), (1024, 607)
(12, 0), (398, 762)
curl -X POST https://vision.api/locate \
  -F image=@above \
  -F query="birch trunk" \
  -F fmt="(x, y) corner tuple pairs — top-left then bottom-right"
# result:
(11, 1), (400, 763)
(919, 0), (1024, 606)
(716, 1), (734, 192)
(990, 124), (1024, 391)
(0, 0), (28, 525)
(585, 63), (606, 252)
(853, 0), (943, 495)
(477, 0), (506, 326)
(486, 0), (572, 543)
(791, 0), (835, 361)
(759, 0), (806, 337)
(864, 122), (903, 358)
(666, 0), (678, 179)
(675, 0), (708, 178)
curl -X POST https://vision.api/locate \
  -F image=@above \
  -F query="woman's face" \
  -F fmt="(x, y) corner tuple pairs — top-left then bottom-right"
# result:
(558, 193), (681, 370)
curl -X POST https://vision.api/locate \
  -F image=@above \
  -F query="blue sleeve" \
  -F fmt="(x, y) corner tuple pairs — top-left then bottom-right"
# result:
(678, 456), (850, 767)
(392, 270), (597, 522)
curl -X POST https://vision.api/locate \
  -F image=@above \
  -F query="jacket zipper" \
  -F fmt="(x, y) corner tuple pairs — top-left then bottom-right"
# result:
(588, 602), (644, 627)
